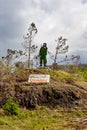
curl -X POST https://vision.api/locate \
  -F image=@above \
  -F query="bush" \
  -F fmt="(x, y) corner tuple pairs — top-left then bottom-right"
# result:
(3, 100), (20, 115)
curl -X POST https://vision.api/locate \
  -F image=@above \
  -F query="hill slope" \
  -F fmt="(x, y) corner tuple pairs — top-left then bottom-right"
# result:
(0, 68), (87, 109)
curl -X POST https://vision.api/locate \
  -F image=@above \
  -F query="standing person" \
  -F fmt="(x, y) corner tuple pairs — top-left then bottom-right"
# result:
(39, 43), (48, 67)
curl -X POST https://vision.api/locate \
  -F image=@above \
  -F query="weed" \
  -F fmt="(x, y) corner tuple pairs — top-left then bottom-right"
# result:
(3, 99), (20, 115)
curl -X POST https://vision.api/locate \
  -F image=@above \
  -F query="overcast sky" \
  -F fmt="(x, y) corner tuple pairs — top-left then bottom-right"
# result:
(0, 0), (87, 58)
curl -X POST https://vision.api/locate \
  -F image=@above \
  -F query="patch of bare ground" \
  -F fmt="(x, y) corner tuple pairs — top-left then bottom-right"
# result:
(0, 69), (87, 109)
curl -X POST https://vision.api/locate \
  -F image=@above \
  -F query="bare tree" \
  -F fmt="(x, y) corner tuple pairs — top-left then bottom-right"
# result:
(22, 22), (38, 68)
(2, 49), (25, 66)
(1, 49), (25, 74)
(48, 36), (69, 69)
(54, 36), (69, 64)
(71, 55), (80, 68)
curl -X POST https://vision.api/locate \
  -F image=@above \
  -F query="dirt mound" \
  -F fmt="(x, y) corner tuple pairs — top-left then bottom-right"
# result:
(0, 69), (87, 109)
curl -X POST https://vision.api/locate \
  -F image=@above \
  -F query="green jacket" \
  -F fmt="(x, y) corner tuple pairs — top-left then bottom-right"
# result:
(39, 46), (47, 58)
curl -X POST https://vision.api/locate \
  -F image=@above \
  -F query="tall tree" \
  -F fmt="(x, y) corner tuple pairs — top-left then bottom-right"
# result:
(22, 22), (38, 68)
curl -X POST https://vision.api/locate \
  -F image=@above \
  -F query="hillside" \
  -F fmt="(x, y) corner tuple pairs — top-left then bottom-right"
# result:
(0, 68), (87, 130)
(0, 68), (87, 109)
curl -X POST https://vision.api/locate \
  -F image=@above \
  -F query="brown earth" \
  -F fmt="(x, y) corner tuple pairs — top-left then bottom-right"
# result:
(0, 68), (87, 110)
(0, 68), (87, 129)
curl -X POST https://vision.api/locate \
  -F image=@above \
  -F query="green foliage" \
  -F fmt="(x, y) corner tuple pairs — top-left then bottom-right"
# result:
(0, 119), (5, 125)
(65, 66), (87, 81)
(15, 61), (24, 70)
(0, 107), (87, 130)
(68, 65), (77, 72)
(39, 105), (48, 110)
(3, 100), (20, 115)
(71, 67), (87, 81)
(5, 65), (12, 74)
(79, 67), (87, 81)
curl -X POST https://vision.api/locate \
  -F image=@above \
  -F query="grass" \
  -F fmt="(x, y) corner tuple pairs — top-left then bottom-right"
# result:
(77, 68), (87, 81)
(1, 67), (87, 84)
(36, 67), (87, 82)
(66, 66), (87, 81)
(0, 106), (87, 130)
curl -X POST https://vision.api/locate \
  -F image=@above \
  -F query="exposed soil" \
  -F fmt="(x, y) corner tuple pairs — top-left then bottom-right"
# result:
(0, 68), (87, 110)
(0, 68), (87, 129)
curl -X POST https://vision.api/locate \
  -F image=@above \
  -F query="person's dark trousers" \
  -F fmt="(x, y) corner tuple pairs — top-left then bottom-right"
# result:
(40, 56), (47, 67)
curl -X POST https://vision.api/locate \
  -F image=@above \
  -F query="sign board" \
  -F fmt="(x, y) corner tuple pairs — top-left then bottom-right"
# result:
(28, 74), (50, 83)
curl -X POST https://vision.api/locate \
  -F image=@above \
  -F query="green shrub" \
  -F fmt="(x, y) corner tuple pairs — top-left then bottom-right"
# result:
(3, 100), (20, 115)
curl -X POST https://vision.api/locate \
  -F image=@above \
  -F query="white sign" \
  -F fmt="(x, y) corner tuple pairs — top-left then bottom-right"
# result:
(28, 74), (50, 83)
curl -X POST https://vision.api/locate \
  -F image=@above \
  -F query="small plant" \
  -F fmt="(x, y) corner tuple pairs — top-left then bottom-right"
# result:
(3, 99), (20, 115)
(0, 119), (5, 125)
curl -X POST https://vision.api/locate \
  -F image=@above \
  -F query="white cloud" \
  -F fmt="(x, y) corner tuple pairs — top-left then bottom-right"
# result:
(0, 0), (87, 62)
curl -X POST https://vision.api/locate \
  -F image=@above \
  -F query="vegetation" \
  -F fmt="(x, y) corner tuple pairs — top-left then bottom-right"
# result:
(0, 106), (87, 130)
(0, 66), (87, 130)
(54, 36), (69, 64)
(3, 100), (20, 115)
(67, 66), (87, 81)
(2, 49), (25, 66)
(36, 66), (87, 82)
(0, 19), (87, 130)
(78, 67), (87, 81)
(22, 22), (38, 68)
